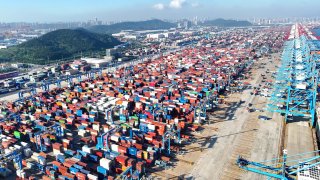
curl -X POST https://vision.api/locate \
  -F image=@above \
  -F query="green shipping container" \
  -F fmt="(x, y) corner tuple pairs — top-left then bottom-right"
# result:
(14, 131), (21, 139)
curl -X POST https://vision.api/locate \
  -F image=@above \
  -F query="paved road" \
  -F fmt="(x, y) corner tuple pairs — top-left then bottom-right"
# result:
(188, 54), (284, 180)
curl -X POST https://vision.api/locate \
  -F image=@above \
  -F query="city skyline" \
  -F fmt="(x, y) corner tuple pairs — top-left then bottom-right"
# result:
(0, 0), (319, 23)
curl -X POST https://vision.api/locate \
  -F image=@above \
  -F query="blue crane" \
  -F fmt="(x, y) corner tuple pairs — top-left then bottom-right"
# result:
(76, 74), (82, 82)
(96, 127), (120, 152)
(66, 75), (73, 87)
(162, 126), (181, 156)
(33, 123), (64, 151)
(0, 150), (23, 175)
(267, 36), (319, 126)
(5, 113), (22, 123)
(18, 88), (37, 100)
(41, 83), (50, 91)
(194, 100), (207, 124)
(56, 79), (62, 88)
(86, 68), (102, 79)
(105, 105), (124, 124)
(115, 166), (133, 180)
(153, 105), (168, 122)
(236, 149), (320, 180)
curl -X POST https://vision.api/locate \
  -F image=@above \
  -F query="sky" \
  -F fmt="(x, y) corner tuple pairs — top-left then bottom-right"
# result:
(0, 0), (318, 22)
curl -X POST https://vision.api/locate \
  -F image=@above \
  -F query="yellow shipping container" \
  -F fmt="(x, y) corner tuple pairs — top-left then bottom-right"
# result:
(116, 100), (123, 105)
(121, 165), (127, 171)
(143, 151), (149, 159)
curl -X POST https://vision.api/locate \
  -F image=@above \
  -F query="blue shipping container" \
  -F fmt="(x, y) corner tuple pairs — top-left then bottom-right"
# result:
(80, 169), (90, 175)
(76, 109), (82, 116)
(128, 147), (137, 156)
(73, 164), (83, 170)
(89, 154), (98, 162)
(69, 167), (79, 174)
(97, 166), (108, 175)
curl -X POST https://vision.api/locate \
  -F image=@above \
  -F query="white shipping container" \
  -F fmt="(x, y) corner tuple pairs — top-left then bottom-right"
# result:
(82, 145), (92, 154)
(4, 149), (12, 154)
(147, 124), (155, 130)
(296, 83), (307, 90)
(111, 144), (119, 152)
(100, 158), (112, 170)
(16, 170), (26, 178)
(88, 174), (98, 180)
(122, 101), (128, 107)
(110, 135), (119, 142)
(14, 145), (22, 150)
(20, 142), (29, 147)
(31, 155), (38, 162)
(53, 149), (61, 156)
(26, 162), (33, 168)
(93, 124), (100, 131)
(124, 95), (130, 100)
(62, 139), (70, 144)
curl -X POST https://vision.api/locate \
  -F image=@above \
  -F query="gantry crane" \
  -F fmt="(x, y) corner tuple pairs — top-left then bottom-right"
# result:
(105, 105), (124, 124)
(40, 82), (50, 91)
(0, 149), (23, 177)
(18, 88), (37, 101)
(96, 126), (120, 152)
(5, 113), (22, 123)
(268, 35), (319, 126)
(153, 105), (168, 122)
(236, 149), (320, 180)
(33, 123), (64, 151)
(115, 166), (133, 180)
(194, 99), (207, 124)
(162, 126), (181, 156)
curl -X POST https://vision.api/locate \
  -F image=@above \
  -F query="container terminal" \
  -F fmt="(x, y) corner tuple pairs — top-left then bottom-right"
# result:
(0, 24), (319, 180)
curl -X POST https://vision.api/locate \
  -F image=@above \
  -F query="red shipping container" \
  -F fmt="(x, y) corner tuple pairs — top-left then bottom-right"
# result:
(136, 161), (145, 172)
(77, 161), (88, 169)
(96, 151), (103, 158)
(148, 132), (156, 137)
(161, 156), (170, 162)
(52, 161), (62, 168)
(45, 168), (51, 176)
(134, 143), (143, 150)
(65, 173), (75, 180)
(116, 155), (128, 166)
(91, 135), (97, 143)
(59, 166), (68, 174)
(76, 172), (87, 180)
(118, 146), (127, 154)
(42, 175), (52, 180)
(22, 160), (27, 167)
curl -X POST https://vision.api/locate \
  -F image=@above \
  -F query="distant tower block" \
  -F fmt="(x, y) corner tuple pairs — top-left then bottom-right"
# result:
(106, 49), (111, 57)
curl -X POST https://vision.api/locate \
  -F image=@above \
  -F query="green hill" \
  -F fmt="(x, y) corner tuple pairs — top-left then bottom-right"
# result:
(202, 18), (252, 27)
(0, 29), (121, 64)
(87, 19), (176, 34)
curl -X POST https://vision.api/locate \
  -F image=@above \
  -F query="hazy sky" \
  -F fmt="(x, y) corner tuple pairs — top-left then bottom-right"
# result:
(0, 0), (318, 22)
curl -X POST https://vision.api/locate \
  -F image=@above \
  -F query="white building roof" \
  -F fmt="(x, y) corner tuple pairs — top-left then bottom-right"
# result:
(81, 58), (111, 64)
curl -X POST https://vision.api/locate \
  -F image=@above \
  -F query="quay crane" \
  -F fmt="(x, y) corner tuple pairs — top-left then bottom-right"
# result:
(236, 149), (320, 180)
(0, 141), (23, 177)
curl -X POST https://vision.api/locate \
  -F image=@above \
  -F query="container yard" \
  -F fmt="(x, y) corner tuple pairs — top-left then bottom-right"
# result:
(0, 24), (320, 180)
